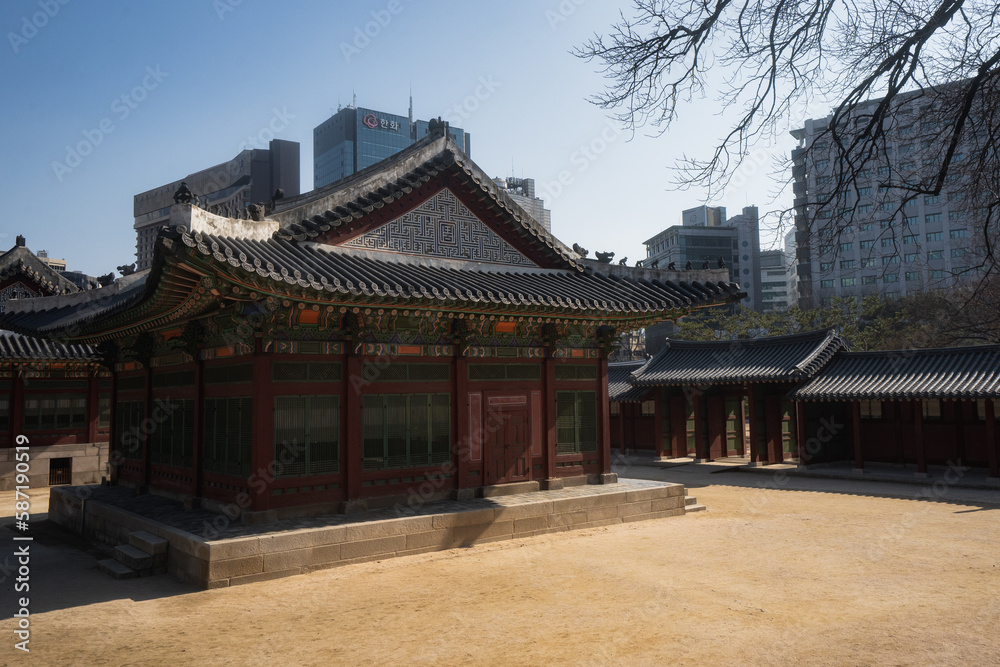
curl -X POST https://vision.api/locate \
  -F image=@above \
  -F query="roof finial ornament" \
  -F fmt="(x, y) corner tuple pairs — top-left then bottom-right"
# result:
(117, 262), (136, 276)
(618, 256), (628, 265)
(15, 235), (25, 247)
(427, 116), (448, 138)
(595, 251), (614, 263)
(718, 256), (727, 268)
(572, 243), (589, 258)
(173, 182), (195, 205)
(685, 260), (692, 270)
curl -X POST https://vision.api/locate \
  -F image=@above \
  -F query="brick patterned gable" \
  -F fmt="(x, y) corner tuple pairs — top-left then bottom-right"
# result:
(340, 188), (537, 267)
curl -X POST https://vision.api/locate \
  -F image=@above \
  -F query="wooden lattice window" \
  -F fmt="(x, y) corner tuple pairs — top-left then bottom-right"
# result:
(149, 399), (195, 468)
(273, 395), (340, 476)
(23, 394), (86, 430)
(361, 394), (450, 470)
(204, 397), (253, 477)
(114, 400), (145, 461)
(556, 391), (597, 454)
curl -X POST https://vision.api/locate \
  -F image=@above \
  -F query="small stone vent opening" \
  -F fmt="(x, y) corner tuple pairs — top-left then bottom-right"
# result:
(49, 458), (72, 486)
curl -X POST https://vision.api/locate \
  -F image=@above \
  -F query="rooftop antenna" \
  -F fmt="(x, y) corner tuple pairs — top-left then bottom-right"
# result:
(352, 90), (356, 108)
(408, 84), (413, 124)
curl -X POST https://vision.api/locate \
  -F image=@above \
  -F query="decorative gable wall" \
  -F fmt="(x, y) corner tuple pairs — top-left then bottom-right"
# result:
(0, 281), (40, 313)
(341, 188), (538, 267)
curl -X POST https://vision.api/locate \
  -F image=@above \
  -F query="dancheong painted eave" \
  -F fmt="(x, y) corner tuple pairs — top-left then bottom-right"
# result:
(630, 329), (847, 387)
(789, 345), (1000, 401)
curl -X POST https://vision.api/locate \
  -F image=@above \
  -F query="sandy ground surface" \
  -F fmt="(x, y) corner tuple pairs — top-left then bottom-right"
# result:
(1, 463), (999, 666)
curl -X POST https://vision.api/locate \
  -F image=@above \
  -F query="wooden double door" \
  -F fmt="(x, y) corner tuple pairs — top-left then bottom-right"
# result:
(485, 403), (531, 485)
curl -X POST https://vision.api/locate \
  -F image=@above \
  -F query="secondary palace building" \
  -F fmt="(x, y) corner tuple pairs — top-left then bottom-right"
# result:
(2, 126), (743, 518)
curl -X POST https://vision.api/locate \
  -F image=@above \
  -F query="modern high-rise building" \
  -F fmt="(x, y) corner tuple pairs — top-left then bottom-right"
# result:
(790, 89), (981, 307)
(133, 139), (300, 271)
(642, 205), (763, 311)
(759, 249), (797, 313)
(492, 177), (552, 232)
(313, 102), (470, 189)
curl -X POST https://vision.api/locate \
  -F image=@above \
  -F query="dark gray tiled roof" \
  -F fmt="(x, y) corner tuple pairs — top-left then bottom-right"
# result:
(0, 331), (97, 361)
(0, 274), (147, 336)
(631, 329), (847, 386)
(609, 360), (651, 402)
(173, 230), (743, 315)
(789, 345), (1000, 400)
(0, 245), (80, 295)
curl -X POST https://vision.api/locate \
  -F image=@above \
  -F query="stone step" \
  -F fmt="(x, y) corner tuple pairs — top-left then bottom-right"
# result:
(115, 544), (155, 571)
(685, 503), (707, 513)
(684, 496), (698, 506)
(98, 558), (137, 580)
(129, 530), (168, 556)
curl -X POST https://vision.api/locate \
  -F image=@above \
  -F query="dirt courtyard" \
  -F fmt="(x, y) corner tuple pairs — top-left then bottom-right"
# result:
(2, 465), (999, 666)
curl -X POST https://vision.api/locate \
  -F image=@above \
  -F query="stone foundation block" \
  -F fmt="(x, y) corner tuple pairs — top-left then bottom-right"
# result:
(343, 516), (435, 542)
(115, 544), (153, 571)
(406, 530), (455, 551)
(623, 508), (686, 523)
(340, 535), (407, 560)
(431, 508), (495, 529)
(548, 510), (587, 528)
(207, 555), (264, 580)
(625, 487), (670, 503)
(494, 502), (554, 522)
(650, 497), (686, 512)
(263, 544), (341, 572)
(618, 501), (652, 517)
(452, 520), (513, 546)
(513, 516), (549, 535)
(586, 505), (620, 522)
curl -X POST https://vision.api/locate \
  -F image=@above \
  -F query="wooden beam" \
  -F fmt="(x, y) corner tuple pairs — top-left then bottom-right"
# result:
(795, 401), (807, 466)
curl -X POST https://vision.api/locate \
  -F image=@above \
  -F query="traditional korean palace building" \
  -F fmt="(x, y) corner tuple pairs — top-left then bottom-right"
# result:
(0, 237), (112, 489)
(612, 331), (1000, 480)
(1, 128), (744, 517)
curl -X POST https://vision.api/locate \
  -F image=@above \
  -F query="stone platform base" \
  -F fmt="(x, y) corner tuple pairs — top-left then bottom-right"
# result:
(49, 479), (688, 590)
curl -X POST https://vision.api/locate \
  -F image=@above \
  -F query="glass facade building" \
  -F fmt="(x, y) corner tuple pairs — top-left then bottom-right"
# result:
(314, 105), (471, 189)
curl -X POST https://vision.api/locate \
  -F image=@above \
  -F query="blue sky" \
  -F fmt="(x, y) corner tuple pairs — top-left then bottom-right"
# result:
(1, 0), (804, 277)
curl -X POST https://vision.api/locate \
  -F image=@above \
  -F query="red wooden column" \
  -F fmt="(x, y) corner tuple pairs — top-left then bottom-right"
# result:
(598, 357), (611, 474)
(652, 390), (664, 459)
(795, 401), (807, 466)
(747, 384), (762, 464)
(249, 346), (272, 511)
(738, 395), (747, 457)
(344, 353), (363, 502)
(670, 396), (685, 458)
(454, 355), (470, 488)
(852, 400), (864, 471)
(542, 356), (558, 485)
(986, 398), (998, 479)
(86, 374), (100, 444)
(914, 399), (927, 476)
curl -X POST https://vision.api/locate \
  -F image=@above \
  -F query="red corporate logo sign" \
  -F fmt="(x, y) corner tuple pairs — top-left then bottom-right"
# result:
(362, 114), (378, 129)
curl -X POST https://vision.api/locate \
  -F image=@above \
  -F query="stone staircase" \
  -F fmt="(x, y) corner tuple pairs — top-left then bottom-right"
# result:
(685, 495), (707, 513)
(97, 531), (168, 580)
